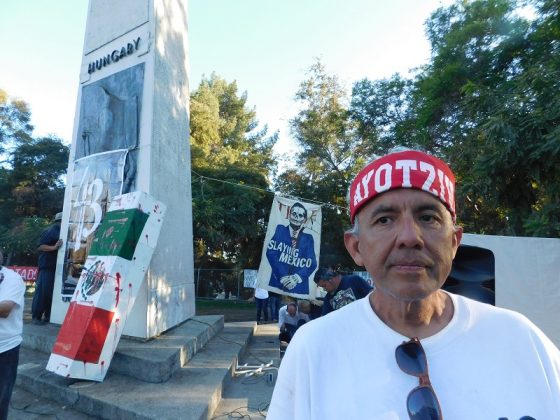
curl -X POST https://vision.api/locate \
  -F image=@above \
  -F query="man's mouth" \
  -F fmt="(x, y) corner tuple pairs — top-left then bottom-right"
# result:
(390, 259), (430, 271)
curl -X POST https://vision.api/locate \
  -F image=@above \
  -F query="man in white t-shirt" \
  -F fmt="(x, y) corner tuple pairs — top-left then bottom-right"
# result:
(268, 149), (560, 420)
(0, 249), (25, 420)
(278, 301), (310, 344)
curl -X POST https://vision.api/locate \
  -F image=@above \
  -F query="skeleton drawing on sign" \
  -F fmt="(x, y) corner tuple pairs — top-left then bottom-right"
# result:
(265, 202), (318, 295)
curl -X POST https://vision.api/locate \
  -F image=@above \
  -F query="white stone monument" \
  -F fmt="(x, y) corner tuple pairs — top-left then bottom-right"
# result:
(51, 0), (195, 339)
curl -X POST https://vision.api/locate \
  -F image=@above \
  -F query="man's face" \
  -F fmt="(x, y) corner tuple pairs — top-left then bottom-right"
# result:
(344, 189), (462, 302)
(289, 206), (306, 229)
(287, 304), (297, 316)
(317, 276), (338, 293)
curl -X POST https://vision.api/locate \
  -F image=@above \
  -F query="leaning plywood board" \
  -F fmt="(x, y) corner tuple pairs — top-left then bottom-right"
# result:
(47, 191), (166, 381)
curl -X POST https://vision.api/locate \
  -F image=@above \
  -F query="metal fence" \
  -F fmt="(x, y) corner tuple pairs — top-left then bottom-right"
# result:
(194, 268), (255, 300)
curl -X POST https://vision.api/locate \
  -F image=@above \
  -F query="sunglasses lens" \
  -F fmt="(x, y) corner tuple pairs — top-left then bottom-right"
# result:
(407, 386), (441, 420)
(396, 341), (428, 376)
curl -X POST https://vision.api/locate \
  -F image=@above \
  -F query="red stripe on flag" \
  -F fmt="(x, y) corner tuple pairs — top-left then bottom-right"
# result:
(52, 302), (114, 364)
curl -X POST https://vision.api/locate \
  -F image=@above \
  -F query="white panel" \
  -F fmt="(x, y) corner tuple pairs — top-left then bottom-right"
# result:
(461, 233), (560, 347)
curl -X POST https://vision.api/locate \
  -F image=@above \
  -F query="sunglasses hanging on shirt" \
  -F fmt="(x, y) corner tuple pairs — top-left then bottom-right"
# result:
(395, 337), (443, 420)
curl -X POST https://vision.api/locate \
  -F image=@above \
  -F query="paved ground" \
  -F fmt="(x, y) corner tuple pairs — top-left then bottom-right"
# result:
(212, 323), (281, 419)
(9, 386), (96, 419)
(8, 319), (281, 420)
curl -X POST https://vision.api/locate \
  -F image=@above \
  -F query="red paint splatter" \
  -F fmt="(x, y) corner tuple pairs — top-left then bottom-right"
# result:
(115, 273), (121, 306)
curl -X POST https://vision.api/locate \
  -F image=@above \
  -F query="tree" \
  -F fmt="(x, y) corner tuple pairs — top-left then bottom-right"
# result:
(0, 135), (69, 264)
(417, 0), (560, 236)
(190, 74), (278, 268)
(0, 88), (34, 159)
(276, 60), (375, 268)
(350, 74), (418, 153)
(0, 89), (69, 264)
(349, 0), (560, 237)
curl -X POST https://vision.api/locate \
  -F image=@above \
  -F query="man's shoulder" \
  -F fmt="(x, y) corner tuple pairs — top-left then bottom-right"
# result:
(452, 292), (536, 329)
(274, 224), (289, 233)
(39, 223), (59, 242)
(342, 274), (367, 282)
(341, 275), (372, 288)
(0, 267), (25, 296)
(299, 229), (314, 239)
(1, 266), (23, 282)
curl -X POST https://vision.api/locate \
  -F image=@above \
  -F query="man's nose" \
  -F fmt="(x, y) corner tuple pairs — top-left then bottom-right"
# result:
(396, 217), (424, 248)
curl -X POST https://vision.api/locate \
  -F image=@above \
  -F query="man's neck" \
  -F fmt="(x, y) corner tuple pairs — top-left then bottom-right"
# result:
(369, 289), (454, 339)
(289, 225), (301, 235)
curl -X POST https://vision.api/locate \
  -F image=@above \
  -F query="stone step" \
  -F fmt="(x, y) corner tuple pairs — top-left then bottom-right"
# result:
(21, 315), (224, 383)
(16, 322), (256, 420)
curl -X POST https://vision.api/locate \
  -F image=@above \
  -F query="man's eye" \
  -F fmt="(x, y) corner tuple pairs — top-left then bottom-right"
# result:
(375, 216), (390, 225)
(420, 214), (437, 223)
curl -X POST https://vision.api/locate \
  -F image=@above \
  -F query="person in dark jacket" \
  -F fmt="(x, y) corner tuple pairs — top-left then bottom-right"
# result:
(31, 212), (63, 324)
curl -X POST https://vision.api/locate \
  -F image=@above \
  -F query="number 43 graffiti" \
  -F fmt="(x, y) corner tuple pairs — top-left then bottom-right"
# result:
(73, 166), (104, 252)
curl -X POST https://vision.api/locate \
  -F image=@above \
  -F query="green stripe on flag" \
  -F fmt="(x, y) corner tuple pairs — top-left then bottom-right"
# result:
(89, 208), (149, 260)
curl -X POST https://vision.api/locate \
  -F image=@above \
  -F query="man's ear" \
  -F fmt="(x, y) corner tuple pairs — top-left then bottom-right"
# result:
(452, 225), (463, 258)
(344, 232), (364, 267)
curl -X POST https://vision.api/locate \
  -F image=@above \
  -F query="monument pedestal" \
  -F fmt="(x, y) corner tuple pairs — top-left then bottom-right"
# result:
(51, 0), (194, 339)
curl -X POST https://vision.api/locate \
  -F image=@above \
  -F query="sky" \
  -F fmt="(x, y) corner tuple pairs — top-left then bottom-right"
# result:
(0, 0), (454, 159)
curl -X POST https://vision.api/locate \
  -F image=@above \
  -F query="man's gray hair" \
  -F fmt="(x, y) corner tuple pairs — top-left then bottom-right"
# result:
(346, 215), (360, 236)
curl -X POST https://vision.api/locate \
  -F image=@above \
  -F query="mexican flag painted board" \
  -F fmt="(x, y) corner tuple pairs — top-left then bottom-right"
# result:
(46, 191), (166, 381)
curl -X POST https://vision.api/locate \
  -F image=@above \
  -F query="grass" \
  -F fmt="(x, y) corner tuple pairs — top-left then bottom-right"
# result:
(195, 298), (256, 322)
(25, 288), (257, 322)
(196, 298), (254, 310)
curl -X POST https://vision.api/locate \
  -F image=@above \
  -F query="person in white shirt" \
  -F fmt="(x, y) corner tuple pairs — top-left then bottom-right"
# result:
(0, 249), (25, 420)
(268, 149), (560, 420)
(278, 301), (310, 344)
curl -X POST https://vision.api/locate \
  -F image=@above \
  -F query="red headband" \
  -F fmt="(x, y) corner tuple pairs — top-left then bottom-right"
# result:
(349, 150), (456, 223)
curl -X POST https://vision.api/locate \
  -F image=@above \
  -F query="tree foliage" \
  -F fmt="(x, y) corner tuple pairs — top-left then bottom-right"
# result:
(276, 61), (376, 268)
(0, 89), (69, 264)
(349, 0), (560, 237)
(0, 88), (34, 158)
(190, 74), (278, 268)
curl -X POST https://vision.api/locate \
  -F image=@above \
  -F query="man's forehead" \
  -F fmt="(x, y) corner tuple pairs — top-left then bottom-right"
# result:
(358, 188), (449, 217)
(348, 150), (456, 223)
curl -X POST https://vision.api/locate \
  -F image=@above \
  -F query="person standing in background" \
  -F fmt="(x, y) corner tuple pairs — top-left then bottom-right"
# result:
(268, 291), (282, 322)
(32, 212), (63, 325)
(0, 248), (25, 420)
(254, 287), (269, 324)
